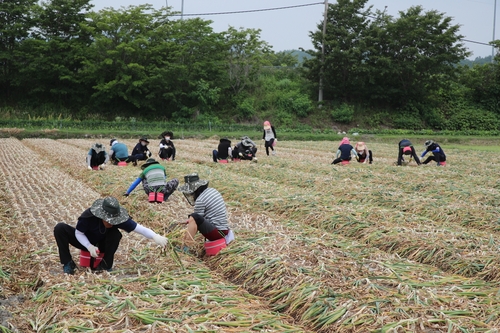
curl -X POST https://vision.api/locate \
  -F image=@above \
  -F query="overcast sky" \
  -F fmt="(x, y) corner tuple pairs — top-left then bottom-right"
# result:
(91, 0), (498, 59)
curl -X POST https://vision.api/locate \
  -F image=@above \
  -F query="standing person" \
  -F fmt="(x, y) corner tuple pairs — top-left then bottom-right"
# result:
(86, 143), (109, 170)
(130, 137), (152, 166)
(159, 131), (176, 161)
(212, 137), (232, 162)
(109, 139), (130, 165)
(354, 141), (373, 164)
(53, 197), (168, 274)
(176, 173), (230, 251)
(232, 136), (258, 161)
(331, 137), (358, 164)
(421, 140), (446, 166)
(262, 121), (277, 156)
(123, 158), (179, 200)
(397, 139), (421, 166)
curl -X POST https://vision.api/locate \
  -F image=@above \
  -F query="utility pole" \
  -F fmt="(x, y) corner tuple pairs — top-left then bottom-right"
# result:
(318, 0), (328, 102)
(181, 0), (184, 20)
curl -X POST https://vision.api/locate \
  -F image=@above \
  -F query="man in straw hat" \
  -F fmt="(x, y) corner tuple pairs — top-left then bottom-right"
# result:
(421, 140), (446, 166)
(177, 173), (231, 252)
(86, 143), (109, 170)
(123, 158), (179, 199)
(130, 136), (152, 166)
(354, 142), (373, 164)
(158, 131), (176, 161)
(53, 197), (169, 274)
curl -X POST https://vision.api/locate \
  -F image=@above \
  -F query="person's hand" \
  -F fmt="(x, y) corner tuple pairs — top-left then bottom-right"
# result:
(147, 151), (152, 157)
(152, 234), (168, 247)
(274, 139), (278, 142)
(87, 166), (92, 170)
(123, 193), (129, 197)
(88, 245), (99, 258)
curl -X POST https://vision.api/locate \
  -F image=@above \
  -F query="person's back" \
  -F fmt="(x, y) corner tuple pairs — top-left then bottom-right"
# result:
(112, 142), (128, 159)
(142, 164), (166, 187)
(217, 138), (232, 160)
(194, 187), (228, 230)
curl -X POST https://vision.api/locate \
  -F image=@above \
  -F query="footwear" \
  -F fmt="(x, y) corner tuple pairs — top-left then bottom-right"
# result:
(132, 160), (137, 167)
(252, 157), (258, 163)
(92, 263), (112, 273)
(63, 260), (76, 275)
(272, 150), (276, 156)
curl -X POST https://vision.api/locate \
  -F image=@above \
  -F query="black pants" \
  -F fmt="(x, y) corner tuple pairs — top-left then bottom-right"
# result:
(423, 154), (446, 164)
(332, 157), (351, 164)
(265, 139), (275, 155)
(159, 147), (176, 160)
(53, 223), (122, 270)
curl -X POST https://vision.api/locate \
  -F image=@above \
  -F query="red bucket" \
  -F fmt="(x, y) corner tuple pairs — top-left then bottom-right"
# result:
(156, 192), (164, 202)
(148, 192), (156, 202)
(91, 166), (99, 170)
(341, 160), (350, 165)
(218, 159), (228, 164)
(80, 250), (104, 268)
(117, 161), (127, 166)
(439, 161), (446, 166)
(232, 158), (240, 162)
(204, 238), (227, 256)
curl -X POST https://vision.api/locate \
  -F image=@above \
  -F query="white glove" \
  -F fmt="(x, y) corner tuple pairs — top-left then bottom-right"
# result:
(88, 245), (99, 258)
(152, 234), (168, 247)
(87, 165), (92, 170)
(100, 164), (106, 169)
(275, 139), (278, 142)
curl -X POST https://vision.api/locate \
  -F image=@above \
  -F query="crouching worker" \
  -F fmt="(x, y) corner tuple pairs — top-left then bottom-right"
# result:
(176, 173), (232, 253)
(233, 136), (258, 161)
(332, 137), (358, 164)
(123, 158), (179, 201)
(213, 137), (232, 162)
(354, 142), (373, 164)
(54, 197), (168, 274)
(421, 140), (446, 166)
(87, 143), (109, 170)
(397, 139), (421, 166)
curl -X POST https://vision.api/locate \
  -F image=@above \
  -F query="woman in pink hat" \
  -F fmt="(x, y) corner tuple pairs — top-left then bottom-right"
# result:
(331, 137), (358, 164)
(262, 121), (277, 156)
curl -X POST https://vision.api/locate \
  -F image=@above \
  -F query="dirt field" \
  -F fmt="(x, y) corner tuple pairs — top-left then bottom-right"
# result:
(1, 137), (500, 332)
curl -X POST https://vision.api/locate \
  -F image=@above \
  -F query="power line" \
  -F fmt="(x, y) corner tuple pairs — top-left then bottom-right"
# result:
(169, 2), (324, 17)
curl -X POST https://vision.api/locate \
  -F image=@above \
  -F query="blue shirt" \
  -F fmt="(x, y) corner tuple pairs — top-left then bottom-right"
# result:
(111, 142), (128, 159)
(76, 209), (137, 245)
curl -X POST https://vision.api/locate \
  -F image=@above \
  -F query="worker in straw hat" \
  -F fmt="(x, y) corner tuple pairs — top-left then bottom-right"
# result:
(53, 197), (169, 274)
(354, 141), (373, 164)
(123, 158), (179, 199)
(232, 136), (258, 162)
(158, 131), (176, 161)
(86, 143), (109, 170)
(421, 140), (446, 166)
(176, 173), (231, 252)
(130, 136), (152, 166)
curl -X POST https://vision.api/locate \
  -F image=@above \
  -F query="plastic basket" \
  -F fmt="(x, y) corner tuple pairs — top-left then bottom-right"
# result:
(218, 159), (228, 164)
(341, 160), (350, 165)
(80, 250), (104, 269)
(117, 161), (127, 166)
(204, 238), (227, 256)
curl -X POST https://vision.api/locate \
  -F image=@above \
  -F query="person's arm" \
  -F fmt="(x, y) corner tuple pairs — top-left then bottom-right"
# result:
(421, 149), (428, 158)
(134, 224), (168, 246)
(124, 177), (142, 196)
(262, 130), (265, 140)
(86, 155), (92, 167)
(272, 126), (277, 139)
(351, 148), (359, 158)
(103, 152), (109, 165)
(335, 149), (341, 159)
(75, 229), (92, 249)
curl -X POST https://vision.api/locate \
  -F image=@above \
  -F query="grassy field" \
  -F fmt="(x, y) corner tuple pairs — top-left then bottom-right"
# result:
(1, 137), (500, 332)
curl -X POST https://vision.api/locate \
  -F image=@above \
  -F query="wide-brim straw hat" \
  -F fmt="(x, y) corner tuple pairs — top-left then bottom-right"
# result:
(141, 158), (159, 170)
(139, 136), (149, 144)
(356, 142), (366, 151)
(92, 143), (105, 153)
(177, 173), (209, 194)
(90, 197), (129, 225)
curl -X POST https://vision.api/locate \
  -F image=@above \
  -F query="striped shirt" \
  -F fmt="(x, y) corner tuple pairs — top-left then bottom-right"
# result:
(194, 188), (228, 230)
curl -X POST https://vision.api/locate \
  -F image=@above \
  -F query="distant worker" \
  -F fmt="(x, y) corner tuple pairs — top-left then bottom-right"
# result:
(421, 140), (446, 166)
(354, 141), (373, 164)
(331, 137), (358, 164)
(130, 137), (152, 166)
(159, 131), (176, 161)
(233, 136), (258, 161)
(87, 143), (109, 170)
(262, 121), (277, 156)
(213, 137), (232, 162)
(397, 139), (421, 166)
(109, 139), (131, 165)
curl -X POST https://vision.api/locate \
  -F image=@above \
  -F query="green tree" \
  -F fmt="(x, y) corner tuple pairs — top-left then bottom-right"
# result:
(0, 0), (38, 101)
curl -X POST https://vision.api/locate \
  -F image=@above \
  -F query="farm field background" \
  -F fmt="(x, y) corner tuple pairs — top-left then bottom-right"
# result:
(2, 137), (500, 332)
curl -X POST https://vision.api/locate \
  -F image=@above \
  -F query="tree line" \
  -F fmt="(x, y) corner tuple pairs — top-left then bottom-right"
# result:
(1, 0), (499, 131)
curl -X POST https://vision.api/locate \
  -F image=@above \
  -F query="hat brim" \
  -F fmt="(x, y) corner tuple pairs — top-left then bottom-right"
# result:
(263, 125), (271, 130)
(177, 179), (209, 194)
(140, 139), (150, 143)
(357, 145), (366, 151)
(90, 199), (129, 225)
